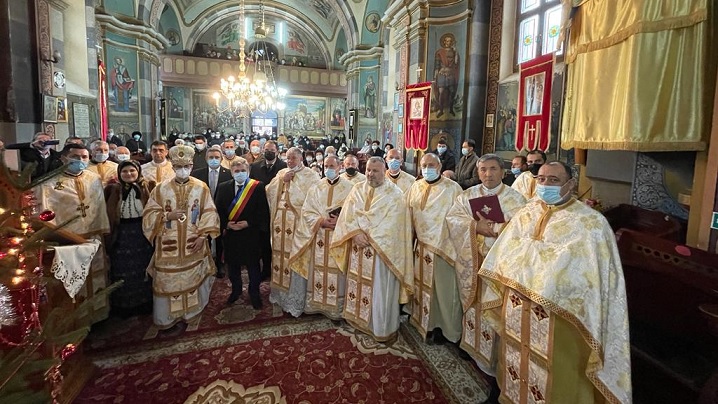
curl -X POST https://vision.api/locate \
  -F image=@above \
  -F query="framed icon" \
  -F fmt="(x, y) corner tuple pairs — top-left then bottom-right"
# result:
(43, 94), (58, 123)
(397, 104), (404, 118)
(56, 97), (67, 123)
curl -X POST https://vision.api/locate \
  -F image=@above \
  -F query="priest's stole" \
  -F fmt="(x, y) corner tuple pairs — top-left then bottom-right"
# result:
(271, 190), (296, 291)
(411, 243), (434, 336)
(306, 228), (344, 318)
(344, 242), (377, 332)
(501, 289), (553, 404)
(461, 282), (497, 372)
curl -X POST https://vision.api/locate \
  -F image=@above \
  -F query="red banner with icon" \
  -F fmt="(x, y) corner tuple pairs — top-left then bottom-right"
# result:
(404, 82), (432, 150)
(516, 53), (553, 152)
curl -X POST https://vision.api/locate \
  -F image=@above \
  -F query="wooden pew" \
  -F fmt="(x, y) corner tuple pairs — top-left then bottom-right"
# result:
(616, 229), (718, 403)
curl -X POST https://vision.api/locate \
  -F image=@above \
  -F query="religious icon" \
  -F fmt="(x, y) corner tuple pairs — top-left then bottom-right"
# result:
(410, 97), (425, 120)
(165, 200), (172, 229)
(363, 75), (376, 118)
(365, 13), (381, 33)
(190, 199), (200, 225)
(56, 97), (67, 123)
(110, 56), (135, 113)
(524, 72), (545, 116)
(432, 33), (460, 119)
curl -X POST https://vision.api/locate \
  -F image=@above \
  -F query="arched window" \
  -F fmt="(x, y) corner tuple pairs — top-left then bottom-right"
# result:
(514, 0), (563, 66)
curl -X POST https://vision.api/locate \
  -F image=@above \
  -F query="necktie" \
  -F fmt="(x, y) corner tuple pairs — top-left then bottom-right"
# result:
(210, 169), (218, 195)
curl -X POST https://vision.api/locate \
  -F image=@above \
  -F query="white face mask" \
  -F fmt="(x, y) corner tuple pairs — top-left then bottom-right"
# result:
(116, 154), (130, 161)
(94, 153), (109, 163)
(250, 146), (261, 154)
(174, 167), (191, 180)
(195, 143), (206, 151)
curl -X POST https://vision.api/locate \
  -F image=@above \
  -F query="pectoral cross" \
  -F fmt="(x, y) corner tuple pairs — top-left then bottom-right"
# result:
(53, 181), (65, 190)
(77, 202), (89, 217)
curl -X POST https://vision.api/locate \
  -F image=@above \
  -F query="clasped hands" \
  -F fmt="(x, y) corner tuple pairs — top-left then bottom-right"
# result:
(166, 209), (187, 222)
(321, 215), (338, 230)
(475, 212), (498, 238)
(227, 220), (249, 231)
(352, 232), (370, 248)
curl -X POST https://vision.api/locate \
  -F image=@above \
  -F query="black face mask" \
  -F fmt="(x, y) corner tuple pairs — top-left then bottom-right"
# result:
(264, 151), (276, 161)
(346, 167), (357, 176)
(528, 163), (543, 176)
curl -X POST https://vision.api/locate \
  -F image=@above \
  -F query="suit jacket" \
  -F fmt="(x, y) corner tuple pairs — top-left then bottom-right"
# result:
(455, 152), (480, 190)
(249, 159), (287, 185)
(191, 166), (232, 198)
(193, 149), (208, 171)
(7, 143), (63, 180)
(107, 136), (123, 147)
(214, 179), (269, 266)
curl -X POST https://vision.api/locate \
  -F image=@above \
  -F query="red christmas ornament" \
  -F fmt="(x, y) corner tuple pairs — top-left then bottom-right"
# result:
(38, 210), (55, 222)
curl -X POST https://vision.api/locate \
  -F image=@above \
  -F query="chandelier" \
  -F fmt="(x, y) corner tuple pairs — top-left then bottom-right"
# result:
(213, 0), (287, 114)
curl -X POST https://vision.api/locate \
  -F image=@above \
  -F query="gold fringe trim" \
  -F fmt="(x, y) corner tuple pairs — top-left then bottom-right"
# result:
(479, 271), (623, 404)
(560, 139), (707, 152)
(567, 9), (708, 64)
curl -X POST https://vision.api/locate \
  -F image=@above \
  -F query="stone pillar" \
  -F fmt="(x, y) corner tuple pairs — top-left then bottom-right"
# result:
(464, 0), (491, 147)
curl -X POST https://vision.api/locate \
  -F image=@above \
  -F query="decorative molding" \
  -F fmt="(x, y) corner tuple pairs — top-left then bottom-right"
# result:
(339, 47), (385, 66)
(632, 153), (689, 220)
(37, 0), (53, 95)
(482, 0), (503, 155)
(425, 9), (473, 25)
(47, 0), (69, 11)
(96, 13), (169, 50)
(103, 38), (161, 66)
(149, 0), (166, 29)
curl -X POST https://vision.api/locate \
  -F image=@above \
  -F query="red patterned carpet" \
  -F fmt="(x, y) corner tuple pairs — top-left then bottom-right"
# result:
(77, 277), (489, 403)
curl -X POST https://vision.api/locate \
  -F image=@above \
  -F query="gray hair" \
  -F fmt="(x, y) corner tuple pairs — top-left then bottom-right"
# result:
(230, 157), (249, 169)
(286, 147), (303, 158)
(222, 139), (236, 147)
(477, 153), (503, 167)
(367, 156), (385, 166)
(324, 154), (340, 165)
(421, 152), (442, 167)
(89, 140), (108, 151)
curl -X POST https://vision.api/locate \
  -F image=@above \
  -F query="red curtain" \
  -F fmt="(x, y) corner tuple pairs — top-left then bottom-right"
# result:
(404, 82), (432, 150)
(517, 53), (553, 151)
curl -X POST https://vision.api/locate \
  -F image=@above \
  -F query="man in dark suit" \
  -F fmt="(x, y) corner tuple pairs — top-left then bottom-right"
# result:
(249, 140), (286, 280)
(433, 137), (456, 172)
(192, 146), (232, 277)
(215, 157), (270, 309)
(192, 135), (208, 171)
(6, 132), (63, 180)
(107, 129), (123, 147)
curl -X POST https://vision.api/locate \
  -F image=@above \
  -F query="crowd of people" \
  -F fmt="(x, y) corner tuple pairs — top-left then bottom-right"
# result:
(6, 130), (631, 403)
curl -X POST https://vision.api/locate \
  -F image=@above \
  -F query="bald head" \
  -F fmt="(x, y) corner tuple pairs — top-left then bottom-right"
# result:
(385, 149), (402, 161)
(421, 153), (441, 167)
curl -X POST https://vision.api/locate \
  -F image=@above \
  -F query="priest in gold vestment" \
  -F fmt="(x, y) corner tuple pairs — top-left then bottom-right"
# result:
(406, 153), (463, 344)
(266, 147), (320, 316)
(510, 149), (545, 200)
(87, 140), (118, 186)
(141, 141), (175, 184)
(446, 154), (526, 373)
(288, 155), (353, 319)
(385, 149), (415, 194)
(143, 145), (220, 332)
(331, 157), (413, 342)
(34, 144), (111, 322)
(480, 162), (631, 403)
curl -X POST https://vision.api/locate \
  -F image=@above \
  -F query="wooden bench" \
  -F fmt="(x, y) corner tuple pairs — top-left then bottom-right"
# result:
(616, 229), (718, 403)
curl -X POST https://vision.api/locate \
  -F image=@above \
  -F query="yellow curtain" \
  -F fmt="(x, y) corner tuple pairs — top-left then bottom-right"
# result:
(561, 0), (709, 151)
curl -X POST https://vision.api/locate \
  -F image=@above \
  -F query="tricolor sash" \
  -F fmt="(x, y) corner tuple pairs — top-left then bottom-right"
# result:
(228, 179), (259, 222)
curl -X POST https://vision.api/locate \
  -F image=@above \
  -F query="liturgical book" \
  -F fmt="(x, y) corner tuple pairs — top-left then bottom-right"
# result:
(468, 194), (505, 223)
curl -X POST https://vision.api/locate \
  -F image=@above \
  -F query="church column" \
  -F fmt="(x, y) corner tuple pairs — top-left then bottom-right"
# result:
(96, 11), (168, 142)
(464, 0), (491, 147)
(342, 47), (383, 148)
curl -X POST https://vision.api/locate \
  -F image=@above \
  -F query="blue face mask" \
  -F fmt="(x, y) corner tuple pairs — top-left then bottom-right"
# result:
(536, 184), (563, 205)
(461, 148), (469, 156)
(207, 158), (221, 169)
(387, 159), (401, 171)
(422, 167), (440, 182)
(437, 146), (447, 154)
(133, 135), (141, 141)
(324, 168), (337, 180)
(67, 159), (88, 174)
(511, 167), (522, 176)
(224, 149), (236, 158)
(233, 171), (248, 184)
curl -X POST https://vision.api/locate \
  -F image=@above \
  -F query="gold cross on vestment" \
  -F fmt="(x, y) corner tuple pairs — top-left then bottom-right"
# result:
(54, 181), (64, 190)
(77, 202), (90, 217)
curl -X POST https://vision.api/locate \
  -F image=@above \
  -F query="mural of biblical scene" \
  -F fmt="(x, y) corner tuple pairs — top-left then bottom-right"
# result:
(365, 12), (381, 33)
(381, 112), (393, 145)
(284, 96), (327, 136)
(192, 91), (243, 133)
(297, 0), (332, 20)
(281, 29), (325, 68)
(334, 29), (347, 70)
(165, 87), (186, 119)
(286, 30), (306, 54)
(105, 45), (138, 116)
(495, 81), (519, 154)
(330, 98), (347, 130)
(358, 127), (377, 144)
(359, 70), (379, 122)
(168, 119), (185, 134)
(427, 23), (467, 121)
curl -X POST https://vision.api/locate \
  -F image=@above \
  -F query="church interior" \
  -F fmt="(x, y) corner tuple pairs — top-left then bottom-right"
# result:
(0, 0), (717, 403)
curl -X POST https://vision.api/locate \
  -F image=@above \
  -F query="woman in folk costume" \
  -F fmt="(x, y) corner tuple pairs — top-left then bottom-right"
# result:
(104, 160), (155, 317)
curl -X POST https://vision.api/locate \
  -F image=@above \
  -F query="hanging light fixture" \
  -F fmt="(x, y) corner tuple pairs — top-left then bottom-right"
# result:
(213, 0), (287, 115)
